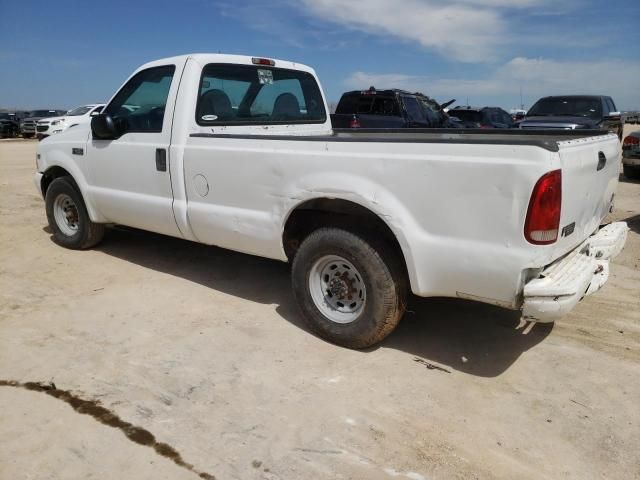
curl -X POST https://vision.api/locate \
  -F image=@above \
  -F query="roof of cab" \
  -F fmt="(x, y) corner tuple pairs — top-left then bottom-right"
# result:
(136, 53), (317, 75)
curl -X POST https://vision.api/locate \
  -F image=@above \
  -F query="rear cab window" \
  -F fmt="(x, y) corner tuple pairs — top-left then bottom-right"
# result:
(196, 64), (326, 125)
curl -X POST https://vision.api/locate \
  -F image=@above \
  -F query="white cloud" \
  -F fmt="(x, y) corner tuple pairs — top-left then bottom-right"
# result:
(297, 0), (550, 62)
(344, 57), (640, 110)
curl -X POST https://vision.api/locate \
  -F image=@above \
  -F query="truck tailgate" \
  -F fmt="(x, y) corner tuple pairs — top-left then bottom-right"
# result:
(554, 133), (621, 255)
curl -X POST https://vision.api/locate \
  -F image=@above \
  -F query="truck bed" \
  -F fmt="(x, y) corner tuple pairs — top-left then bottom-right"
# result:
(192, 128), (612, 152)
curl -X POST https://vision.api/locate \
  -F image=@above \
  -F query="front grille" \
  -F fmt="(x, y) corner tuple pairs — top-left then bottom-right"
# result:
(36, 125), (48, 132)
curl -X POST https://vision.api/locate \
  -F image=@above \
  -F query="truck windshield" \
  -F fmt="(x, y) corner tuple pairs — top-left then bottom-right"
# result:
(528, 97), (602, 119)
(196, 64), (326, 125)
(66, 106), (92, 116)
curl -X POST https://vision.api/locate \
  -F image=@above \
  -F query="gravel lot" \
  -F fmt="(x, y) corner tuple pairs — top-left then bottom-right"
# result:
(1, 133), (639, 480)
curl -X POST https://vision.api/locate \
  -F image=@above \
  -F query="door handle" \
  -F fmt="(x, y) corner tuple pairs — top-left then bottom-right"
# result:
(597, 151), (606, 171)
(155, 148), (167, 172)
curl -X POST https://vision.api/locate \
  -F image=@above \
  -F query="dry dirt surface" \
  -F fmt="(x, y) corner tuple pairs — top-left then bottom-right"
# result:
(1, 136), (639, 480)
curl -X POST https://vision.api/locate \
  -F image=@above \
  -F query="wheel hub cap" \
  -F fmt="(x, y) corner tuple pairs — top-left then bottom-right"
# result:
(308, 255), (366, 324)
(53, 193), (79, 236)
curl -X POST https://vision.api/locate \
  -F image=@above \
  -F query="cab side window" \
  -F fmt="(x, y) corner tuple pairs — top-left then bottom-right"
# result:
(104, 65), (175, 133)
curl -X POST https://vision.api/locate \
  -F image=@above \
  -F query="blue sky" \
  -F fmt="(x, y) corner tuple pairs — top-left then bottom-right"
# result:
(1, 0), (639, 111)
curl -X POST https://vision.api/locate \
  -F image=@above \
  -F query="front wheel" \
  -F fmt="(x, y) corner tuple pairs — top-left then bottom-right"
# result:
(45, 177), (105, 249)
(292, 228), (407, 349)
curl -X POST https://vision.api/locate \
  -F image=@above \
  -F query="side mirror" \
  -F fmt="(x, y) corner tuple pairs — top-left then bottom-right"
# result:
(91, 113), (119, 140)
(606, 111), (621, 120)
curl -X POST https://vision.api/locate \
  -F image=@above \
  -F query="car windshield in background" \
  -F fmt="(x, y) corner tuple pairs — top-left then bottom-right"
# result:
(197, 64), (326, 125)
(29, 110), (58, 117)
(67, 106), (92, 116)
(528, 97), (602, 119)
(449, 110), (482, 123)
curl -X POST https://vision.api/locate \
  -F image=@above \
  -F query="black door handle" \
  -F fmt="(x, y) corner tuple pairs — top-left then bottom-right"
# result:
(597, 151), (606, 171)
(156, 148), (167, 172)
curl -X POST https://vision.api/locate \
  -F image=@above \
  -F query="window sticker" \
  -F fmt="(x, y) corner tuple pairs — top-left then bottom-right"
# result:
(201, 114), (218, 121)
(257, 69), (273, 85)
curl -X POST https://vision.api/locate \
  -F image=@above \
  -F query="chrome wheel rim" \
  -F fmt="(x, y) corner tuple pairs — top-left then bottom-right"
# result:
(53, 193), (79, 236)
(308, 254), (366, 324)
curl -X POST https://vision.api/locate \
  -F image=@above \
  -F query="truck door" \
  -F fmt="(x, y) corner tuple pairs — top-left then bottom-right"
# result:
(85, 63), (183, 237)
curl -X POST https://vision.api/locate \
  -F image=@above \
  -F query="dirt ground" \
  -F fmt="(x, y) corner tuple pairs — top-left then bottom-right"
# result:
(0, 130), (639, 480)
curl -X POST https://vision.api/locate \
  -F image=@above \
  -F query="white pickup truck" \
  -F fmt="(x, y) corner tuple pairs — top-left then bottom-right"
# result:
(35, 54), (628, 348)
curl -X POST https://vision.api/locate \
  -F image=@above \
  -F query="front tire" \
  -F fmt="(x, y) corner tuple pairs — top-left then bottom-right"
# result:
(45, 177), (105, 249)
(292, 228), (407, 349)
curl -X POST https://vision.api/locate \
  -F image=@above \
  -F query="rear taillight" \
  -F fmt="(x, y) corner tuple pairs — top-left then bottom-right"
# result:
(623, 135), (639, 146)
(524, 169), (562, 245)
(349, 115), (361, 128)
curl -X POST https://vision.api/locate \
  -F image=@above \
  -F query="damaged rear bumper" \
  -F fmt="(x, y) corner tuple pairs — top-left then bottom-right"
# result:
(522, 222), (628, 322)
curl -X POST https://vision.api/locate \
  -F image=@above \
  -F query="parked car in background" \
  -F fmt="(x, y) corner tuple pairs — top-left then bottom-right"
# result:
(21, 110), (66, 138)
(622, 132), (640, 180)
(36, 104), (105, 139)
(519, 95), (623, 139)
(331, 87), (457, 128)
(510, 109), (527, 122)
(624, 112), (639, 124)
(447, 106), (515, 128)
(0, 119), (21, 138)
(0, 111), (29, 124)
(0, 112), (24, 138)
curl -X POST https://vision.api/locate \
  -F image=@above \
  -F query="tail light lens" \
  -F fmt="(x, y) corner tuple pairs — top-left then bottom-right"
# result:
(623, 135), (639, 146)
(349, 115), (361, 128)
(524, 169), (562, 245)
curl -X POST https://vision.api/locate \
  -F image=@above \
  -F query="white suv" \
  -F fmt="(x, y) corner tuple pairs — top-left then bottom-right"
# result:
(37, 104), (105, 139)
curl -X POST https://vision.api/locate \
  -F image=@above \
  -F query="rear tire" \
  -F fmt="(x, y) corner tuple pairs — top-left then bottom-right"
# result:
(292, 227), (407, 349)
(45, 177), (105, 249)
(623, 165), (640, 180)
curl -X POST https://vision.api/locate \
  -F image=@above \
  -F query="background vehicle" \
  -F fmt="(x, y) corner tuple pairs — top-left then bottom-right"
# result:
(0, 119), (20, 138)
(510, 109), (527, 122)
(37, 104), (104, 139)
(35, 53), (627, 349)
(622, 132), (640, 179)
(21, 109), (66, 138)
(447, 106), (515, 128)
(624, 112), (639, 124)
(519, 95), (623, 139)
(331, 87), (457, 128)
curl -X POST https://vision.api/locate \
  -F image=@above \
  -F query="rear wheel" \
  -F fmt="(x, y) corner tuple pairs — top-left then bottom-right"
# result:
(45, 177), (105, 249)
(623, 165), (640, 180)
(292, 227), (407, 349)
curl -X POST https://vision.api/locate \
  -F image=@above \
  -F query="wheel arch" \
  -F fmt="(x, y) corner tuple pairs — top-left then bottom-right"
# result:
(282, 196), (417, 291)
(40, 164), (106, 223)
